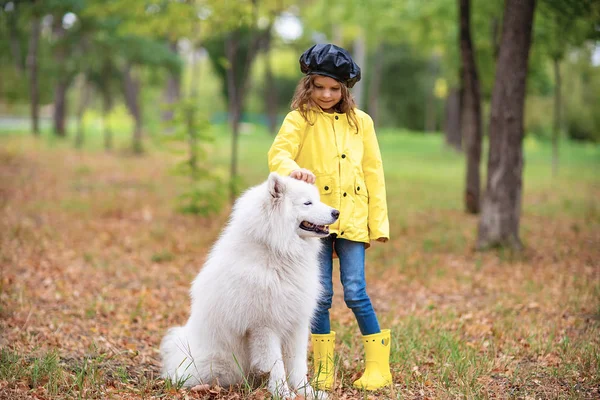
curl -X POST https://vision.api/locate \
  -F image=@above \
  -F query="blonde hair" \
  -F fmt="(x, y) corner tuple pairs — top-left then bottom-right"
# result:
(290, 75), (359, 132)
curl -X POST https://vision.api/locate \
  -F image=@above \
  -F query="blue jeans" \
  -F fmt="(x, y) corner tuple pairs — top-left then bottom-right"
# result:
(311, 236), (381, 336)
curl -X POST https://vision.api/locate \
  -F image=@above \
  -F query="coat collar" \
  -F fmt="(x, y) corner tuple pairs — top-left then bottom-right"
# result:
(311, 106), (344, 118)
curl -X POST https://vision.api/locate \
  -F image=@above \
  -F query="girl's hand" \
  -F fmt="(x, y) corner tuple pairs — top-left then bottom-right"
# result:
(290, 169), (316, 184)
(376, 237), (388, 243)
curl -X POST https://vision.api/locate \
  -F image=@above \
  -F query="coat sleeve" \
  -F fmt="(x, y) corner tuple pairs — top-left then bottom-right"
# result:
(267, 111), (304, 176)
(362, 114), (390, 241)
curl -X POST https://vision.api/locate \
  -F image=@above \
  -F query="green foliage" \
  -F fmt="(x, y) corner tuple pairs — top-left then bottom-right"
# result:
(370, 43), (430, 130)
(1, 0), (599, 147)
(566, 106), (600, 143)
(163, 98), (228, 216)
(0, 1), (58, 105)
(562, 48), (600, 142)
(246, 49), (302, 115)
(204, 26), (268, 102)
(118, 35), (182, 72)
(176, 179), (227, 216)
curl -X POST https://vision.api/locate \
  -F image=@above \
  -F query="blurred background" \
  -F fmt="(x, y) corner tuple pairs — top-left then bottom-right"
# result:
(1, 0), (599, 142)
(0, 0), (599, 229)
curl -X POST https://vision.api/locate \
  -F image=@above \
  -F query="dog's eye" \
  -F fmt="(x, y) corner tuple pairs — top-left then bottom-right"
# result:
(304, 201), (312, 206)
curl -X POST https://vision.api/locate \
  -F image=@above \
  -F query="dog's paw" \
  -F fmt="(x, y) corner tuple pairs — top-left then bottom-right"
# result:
(296, 385), (329, 400)
(314, 391), (329, 400)
(277, 389), (296, 400)
(268, 381), (295, 400)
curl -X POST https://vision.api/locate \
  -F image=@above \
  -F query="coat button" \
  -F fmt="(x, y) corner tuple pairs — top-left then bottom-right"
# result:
(324, 186), (329, 191)
(340, 231), (344, 235)
(341, 154), (346, 158)
(357, 186), (360, 191)
(335, 116), (339, 120)
(343, 192), (347, 197)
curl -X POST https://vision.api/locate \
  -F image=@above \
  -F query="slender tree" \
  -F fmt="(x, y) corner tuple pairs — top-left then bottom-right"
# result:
(352, 31), (367, 109)
(367, 43), (385, 127)
(551, 55), (560, 176)
(205, 3), (265, 200)
(443, 87), (462, 151)
(95, 60), (117, 151)
(477, 0), (537, 250)
(262, 23), (278, 135)
(74, 76), (92, 149)
(224, 27), (263, 199)
(27, 11), (41, 135)
(122, 62), (143, 153)
(161, 40), (181, 127)
(534, 0), (599, 176)
(52, 14), (70, 137)
(459, 0), (483, 214)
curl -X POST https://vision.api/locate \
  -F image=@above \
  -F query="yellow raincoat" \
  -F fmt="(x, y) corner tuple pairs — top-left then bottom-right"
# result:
(268, 108), (389, 244)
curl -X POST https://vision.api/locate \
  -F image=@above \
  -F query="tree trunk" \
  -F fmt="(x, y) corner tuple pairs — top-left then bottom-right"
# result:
(367, 44), (384, 127)
(332, 25), (343, 46)
(224, 17), (261, 201)
(225, 34), (243, 202)
(123, 63), (143, 154)
(27, 15), (41, 135)
(424, 56), (439, 132)
(424, 91), (436, 132)
(53, 80), (69, 137)
(460, 0), (483, 214)
(100, 61), (114, 151)
(444, 87), (462, 151)
(75, 78), (92, 149)
(102, 88), (113, 151)
(263, 29), (279, 135)
(187, 39), (201, 172)
(552, 57), (561, 178)
(161, 41), (181, 129)
(352, 33), (367, 109)
(132, 118), (143, 154)
(52, 16), (69, 137)
(477, 0), (536, 251)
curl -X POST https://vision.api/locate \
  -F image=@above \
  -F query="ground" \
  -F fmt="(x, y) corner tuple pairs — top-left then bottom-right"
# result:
(0, 135), (598, 399)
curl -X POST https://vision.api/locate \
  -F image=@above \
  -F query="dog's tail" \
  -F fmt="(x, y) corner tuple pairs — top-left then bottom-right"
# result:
(160, 325), (245, 388)
(160, 326), (199, 387)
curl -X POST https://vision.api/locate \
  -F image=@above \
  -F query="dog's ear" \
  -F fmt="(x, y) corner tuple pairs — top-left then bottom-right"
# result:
(268, 172), (286, 200)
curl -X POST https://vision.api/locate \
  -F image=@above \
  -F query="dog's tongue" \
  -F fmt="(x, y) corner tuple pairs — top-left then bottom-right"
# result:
(301, 221), (329, 233)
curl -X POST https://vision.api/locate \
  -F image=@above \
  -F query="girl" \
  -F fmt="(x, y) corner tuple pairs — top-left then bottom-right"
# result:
(267, 43), (392, 391)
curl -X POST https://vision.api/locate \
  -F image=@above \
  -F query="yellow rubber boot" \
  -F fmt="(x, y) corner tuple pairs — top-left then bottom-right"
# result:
(311, 331), (336, 390)
(353, 329), (393, 390)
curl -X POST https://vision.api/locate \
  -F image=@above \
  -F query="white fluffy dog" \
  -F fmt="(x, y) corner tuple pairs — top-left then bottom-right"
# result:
(160, 173), (338, 399)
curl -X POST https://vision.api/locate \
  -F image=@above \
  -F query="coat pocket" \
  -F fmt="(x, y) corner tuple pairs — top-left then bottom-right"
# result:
(317, 175), (334, 196)
(354, 177), (368, 198)
(352, 176), (369, 233)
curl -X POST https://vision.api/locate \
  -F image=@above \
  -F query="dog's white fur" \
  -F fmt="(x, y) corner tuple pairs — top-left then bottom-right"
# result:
(160, 173), (338, 399)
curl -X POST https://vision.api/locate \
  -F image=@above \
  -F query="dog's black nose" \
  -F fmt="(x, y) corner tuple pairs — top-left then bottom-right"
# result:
(331, 209), (340, 219)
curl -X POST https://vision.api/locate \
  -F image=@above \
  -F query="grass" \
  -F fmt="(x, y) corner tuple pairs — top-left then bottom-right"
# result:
(0, 124), (598, 399)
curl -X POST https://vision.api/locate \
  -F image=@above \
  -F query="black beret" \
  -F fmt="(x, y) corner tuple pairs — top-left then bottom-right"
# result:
(299, 44), (361, 88)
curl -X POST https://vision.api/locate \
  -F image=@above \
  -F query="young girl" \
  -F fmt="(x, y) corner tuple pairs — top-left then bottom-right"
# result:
(267, 44), (392, 391)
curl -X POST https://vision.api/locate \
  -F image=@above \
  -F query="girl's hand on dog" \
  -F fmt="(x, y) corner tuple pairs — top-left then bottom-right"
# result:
(290, 168), (316, 184)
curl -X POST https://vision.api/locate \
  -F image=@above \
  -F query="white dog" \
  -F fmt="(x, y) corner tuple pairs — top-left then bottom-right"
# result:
(160, 173), (338, 399)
